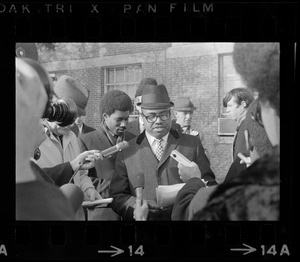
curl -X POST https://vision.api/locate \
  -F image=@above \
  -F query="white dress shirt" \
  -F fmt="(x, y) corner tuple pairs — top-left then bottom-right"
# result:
(145, 131), (169, 156)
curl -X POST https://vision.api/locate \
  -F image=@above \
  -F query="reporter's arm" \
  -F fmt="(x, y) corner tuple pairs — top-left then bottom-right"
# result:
(171, 177), (205, 221)
(43, 162), (73, 186)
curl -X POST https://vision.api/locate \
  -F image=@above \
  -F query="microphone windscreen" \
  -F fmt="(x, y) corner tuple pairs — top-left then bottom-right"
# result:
(116, 141), (129, 151)
(134, 173), (145, 189)
(60, 184), (84, 213)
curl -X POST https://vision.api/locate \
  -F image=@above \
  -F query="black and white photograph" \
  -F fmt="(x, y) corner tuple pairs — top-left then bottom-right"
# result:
(16, 42), (280, 221)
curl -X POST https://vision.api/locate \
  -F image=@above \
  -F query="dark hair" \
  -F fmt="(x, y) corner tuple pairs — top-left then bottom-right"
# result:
(233, 43), (279, 114)
(100, 90), (133, 116)
(135, 78), (158, 97)
(223, 87), (254, 108)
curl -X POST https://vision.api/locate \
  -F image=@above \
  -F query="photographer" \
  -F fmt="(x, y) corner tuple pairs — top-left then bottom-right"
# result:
(16, 57), (75, 220)
(35, 74), (101, 206)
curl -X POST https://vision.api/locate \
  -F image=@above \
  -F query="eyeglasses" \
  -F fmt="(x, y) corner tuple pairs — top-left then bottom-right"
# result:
(251, 101), (264, 127)
(141, 111), (171, 123)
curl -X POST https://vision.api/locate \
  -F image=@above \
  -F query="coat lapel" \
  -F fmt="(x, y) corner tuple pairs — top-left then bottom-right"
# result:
(96, 128), (113, 149)
(138, 135), (159, 169)
(158, 131), (179, 169)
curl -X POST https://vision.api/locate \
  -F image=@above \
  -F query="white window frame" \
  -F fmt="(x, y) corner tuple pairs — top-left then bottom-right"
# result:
(104, 64), (142, 116)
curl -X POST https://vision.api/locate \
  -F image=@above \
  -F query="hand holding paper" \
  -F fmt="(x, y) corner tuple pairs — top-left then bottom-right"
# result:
(82, 198), (113, 208)
(156, 183), (185, 207)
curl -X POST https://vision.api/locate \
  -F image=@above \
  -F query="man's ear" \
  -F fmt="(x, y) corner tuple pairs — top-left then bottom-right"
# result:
(241, 101), (247, 109)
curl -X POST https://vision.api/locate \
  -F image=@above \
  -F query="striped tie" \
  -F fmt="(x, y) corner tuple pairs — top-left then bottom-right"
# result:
(155, 139), (164, 161)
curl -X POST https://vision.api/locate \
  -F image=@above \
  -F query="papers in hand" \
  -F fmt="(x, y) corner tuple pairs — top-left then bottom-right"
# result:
(82, 198), (113, 208)
(156, 183), (185, 207)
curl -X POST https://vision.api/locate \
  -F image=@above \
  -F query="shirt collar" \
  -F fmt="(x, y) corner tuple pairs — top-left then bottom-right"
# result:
(145, 131), (169, 146)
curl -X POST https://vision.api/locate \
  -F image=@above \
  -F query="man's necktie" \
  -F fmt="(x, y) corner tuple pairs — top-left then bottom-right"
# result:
(155, 139), (164, 161)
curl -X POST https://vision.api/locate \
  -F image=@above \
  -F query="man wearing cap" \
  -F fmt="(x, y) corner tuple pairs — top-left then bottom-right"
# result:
(173, 97), (210, 162)
(69, 86), (95, 137)
(127, 77), (182, 136)
(110, 84), (217, 221)
(36, 75), (102, 215)
(78, 89), (136, 220)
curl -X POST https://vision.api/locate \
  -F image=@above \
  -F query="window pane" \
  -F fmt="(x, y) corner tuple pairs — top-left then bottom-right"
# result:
(223, 55), (244, 93)
(107, 85), (116, 92)
(116, 68), (124, 83)
(135, 67), (142, 82)
(125, 67), (135, 83)
(124, 84), (136, 99)
(107, 68), (114, 83)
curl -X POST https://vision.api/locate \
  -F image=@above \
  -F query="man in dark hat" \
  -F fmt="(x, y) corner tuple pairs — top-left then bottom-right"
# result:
(109, 84), (217, 221)
(59, 75), (96, 137)
(127, 77), (182, 136)
(173, 96), (210, 162)
(78, 89), (136, 220)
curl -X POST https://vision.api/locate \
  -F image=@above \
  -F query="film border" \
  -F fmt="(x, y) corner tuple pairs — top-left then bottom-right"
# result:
(1, 1), (296, 260)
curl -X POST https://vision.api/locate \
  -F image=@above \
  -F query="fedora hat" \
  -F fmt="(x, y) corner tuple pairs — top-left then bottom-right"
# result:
(141, 84), (174, 109)
(54, 75), (90, 116)
(174, 97), (197, 111)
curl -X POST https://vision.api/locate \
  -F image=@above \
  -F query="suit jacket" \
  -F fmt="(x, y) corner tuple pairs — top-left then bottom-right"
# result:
(70, 123), (95, 137)
(127, 118), (182, 137)
(233, 120), (248, 161)
(109, 128), (216, 220)
(78, 125), (136, 197)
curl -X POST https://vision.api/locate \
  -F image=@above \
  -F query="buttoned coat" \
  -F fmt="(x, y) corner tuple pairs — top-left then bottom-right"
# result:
(109, 128), (216, 220)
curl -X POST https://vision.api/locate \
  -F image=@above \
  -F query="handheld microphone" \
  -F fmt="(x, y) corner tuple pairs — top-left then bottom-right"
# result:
(60, 184), (84, 213)
(134, 173), (145, 203)
(101, 141), (129, 158)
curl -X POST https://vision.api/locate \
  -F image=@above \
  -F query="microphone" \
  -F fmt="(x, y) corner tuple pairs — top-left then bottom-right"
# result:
(101, 141), (129, 158)
(134, 173), (145, 203)
(60, 184), (84, 213)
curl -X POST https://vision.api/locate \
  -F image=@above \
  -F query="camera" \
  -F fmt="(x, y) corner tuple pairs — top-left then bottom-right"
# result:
(20, 57), (78, 127)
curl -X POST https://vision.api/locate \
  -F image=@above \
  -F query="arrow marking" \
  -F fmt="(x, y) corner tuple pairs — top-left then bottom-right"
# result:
(231, 243), (257, 255)
(98, 245), (124, 257)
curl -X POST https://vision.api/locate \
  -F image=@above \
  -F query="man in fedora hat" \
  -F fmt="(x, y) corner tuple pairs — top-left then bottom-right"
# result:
(110, 84), (217, 221)
(78, 89), (136, 220)
(127, 77), (182, 136)
(173, 96), (210, 161)
(36, 75), (102, 219)
(64, 76), (95, 137)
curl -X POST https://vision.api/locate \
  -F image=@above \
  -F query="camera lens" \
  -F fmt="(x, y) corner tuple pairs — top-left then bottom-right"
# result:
(44, 98), (78, 127)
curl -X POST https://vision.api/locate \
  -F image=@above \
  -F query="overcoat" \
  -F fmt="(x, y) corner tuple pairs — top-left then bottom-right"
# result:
(110, 128), (216, 220)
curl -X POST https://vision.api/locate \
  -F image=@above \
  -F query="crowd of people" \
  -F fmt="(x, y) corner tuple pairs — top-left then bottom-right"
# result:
(16, 42), (280, 221)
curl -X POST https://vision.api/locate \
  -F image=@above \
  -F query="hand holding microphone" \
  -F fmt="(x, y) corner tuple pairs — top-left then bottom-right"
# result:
(71, 141), (129, 172)
(133, 173), (149, 221)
